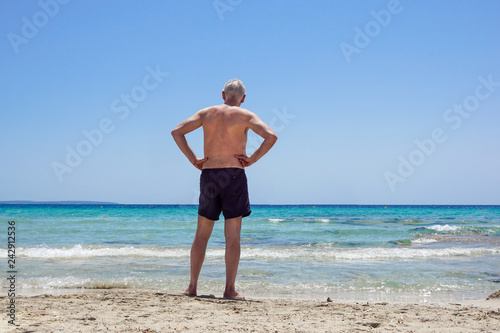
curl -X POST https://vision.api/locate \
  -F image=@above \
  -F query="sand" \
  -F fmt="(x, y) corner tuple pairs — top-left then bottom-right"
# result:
(2, 290), (499, 332)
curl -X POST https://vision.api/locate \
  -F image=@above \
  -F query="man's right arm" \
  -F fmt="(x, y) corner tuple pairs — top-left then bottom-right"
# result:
(171, 111), (208, 170)
(235, 113), (278, 167)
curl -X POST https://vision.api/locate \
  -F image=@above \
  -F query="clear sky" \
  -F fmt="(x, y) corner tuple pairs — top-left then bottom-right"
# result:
(1, 0), (499, 205)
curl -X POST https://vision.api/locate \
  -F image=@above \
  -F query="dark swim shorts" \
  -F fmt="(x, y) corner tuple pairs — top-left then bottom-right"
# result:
(198, 168), (251, 221)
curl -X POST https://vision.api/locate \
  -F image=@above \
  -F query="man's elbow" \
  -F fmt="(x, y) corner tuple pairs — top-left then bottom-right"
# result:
(171, 128), (181, 138)
(268, 133), (278, 144)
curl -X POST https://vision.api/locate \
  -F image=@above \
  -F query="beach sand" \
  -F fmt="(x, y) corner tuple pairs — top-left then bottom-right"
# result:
(2, 290), (499, 332)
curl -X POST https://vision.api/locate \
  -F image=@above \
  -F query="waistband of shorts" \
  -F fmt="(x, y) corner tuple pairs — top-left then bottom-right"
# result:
(201, 167), (245, 173)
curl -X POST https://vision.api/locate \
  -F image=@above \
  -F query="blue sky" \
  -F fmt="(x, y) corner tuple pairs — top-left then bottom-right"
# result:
(1, 0), (499, 205)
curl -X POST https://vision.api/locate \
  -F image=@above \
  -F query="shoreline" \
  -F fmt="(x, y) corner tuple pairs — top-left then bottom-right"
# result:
(2, 289), (499, 332)
(9, 287), (499, 305)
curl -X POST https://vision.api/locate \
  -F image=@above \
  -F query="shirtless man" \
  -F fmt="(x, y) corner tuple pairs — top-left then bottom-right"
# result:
(171, 79), (277, 299)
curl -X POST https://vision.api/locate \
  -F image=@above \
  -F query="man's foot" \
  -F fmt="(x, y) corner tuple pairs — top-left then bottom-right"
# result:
(182, 288), (196, 296)
(223, 291), (245, 300)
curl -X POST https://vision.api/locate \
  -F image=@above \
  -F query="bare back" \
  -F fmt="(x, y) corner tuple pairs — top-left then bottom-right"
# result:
(200, 104), (251, 169)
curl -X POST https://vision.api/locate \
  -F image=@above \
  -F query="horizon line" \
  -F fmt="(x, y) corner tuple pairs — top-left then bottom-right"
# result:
(1, 201), (499, 207)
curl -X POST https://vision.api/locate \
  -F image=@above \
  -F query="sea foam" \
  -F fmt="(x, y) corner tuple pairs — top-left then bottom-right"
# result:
(19, 244), (190, 259)
(18, 244), (500, 261)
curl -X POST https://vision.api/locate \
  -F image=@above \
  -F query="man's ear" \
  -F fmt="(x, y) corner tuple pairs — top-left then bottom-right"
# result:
(240, 94), (246, 104)
(222, 91), (226, 101)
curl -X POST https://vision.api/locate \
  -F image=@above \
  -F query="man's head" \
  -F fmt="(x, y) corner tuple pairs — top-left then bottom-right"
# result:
(222, 79), (246, 106)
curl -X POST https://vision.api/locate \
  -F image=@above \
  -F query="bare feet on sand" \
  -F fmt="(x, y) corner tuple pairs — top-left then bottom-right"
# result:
(223, 292), (245, 300)
(183, 287), (245, 300)
(182, 289), (196, 296)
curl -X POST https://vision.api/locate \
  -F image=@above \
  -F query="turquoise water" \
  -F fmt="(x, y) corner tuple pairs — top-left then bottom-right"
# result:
(1, 204), (499, 302)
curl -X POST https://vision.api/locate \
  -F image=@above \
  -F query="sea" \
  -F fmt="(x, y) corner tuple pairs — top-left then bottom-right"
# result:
(1, 204), (499, 302)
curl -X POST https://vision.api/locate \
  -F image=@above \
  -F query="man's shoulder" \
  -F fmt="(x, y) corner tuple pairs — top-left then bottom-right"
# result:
(198, 105), (219, 113)
(198, 104), (227, 114)
(228, 105), (255, 117)
(201, 105), (254, 117)
(196, 106), (218, 120)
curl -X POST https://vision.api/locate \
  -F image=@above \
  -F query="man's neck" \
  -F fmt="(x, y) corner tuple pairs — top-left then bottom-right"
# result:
(224, 101), (240, 107)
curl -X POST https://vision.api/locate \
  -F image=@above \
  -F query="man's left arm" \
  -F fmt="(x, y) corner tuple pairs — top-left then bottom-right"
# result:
(171, 112), (208, 170)
(235, 113), (277, 167)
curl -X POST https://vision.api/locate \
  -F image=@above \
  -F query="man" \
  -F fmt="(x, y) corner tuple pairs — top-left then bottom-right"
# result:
(171, 79), (277, 299)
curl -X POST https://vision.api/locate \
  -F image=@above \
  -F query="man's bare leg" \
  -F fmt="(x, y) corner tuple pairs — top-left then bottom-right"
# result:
(183, 215), (215, 296)
(223, 216), (245, 299)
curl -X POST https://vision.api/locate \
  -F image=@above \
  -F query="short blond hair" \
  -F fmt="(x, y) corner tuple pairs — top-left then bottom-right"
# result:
(223, 79), (246, 99)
